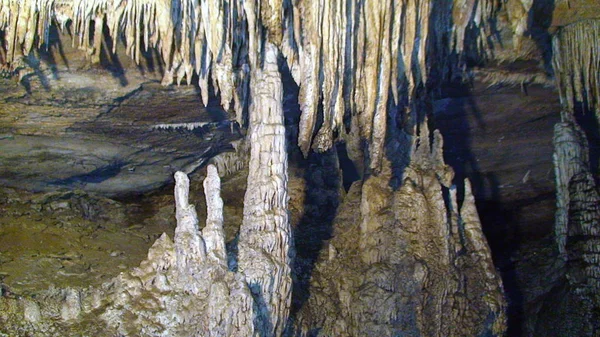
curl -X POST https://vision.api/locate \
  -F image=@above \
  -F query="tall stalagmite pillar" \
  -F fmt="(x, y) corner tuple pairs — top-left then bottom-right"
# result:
(237, 42), (293, 336)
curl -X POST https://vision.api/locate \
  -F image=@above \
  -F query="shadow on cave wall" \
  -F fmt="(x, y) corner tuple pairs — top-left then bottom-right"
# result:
(14, 18), (165, 92)
(277, 56), (346, 322)
(18, 25), (68, 93)
(528, 0), (556, 75)
(290, 150), (341, 318)
(573, 101), (600, 185)
(97, 19), (163, 86)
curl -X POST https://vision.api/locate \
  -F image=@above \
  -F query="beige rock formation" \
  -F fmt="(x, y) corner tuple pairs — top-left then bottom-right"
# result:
(0, 1), (510, 336)
(0, 166), (258, 336)
(237, 41), (292, 337)
(292, 123), (505, 336)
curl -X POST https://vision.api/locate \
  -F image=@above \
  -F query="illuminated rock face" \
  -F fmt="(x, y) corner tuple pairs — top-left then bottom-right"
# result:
(237, 42), (292, 337)
(293, 126), (506, 336)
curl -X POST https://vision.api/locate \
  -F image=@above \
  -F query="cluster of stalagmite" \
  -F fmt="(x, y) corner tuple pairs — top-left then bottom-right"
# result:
(0, 45), (292, 336)
(293, 122), (506, 336)
(0, 166), (257, 336)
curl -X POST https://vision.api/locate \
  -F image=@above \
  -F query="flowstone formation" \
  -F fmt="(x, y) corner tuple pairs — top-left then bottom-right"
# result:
(0, 0), (515, 336)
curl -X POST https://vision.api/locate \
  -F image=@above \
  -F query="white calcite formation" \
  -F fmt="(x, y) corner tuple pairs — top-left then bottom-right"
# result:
(237, 42), (292, 337)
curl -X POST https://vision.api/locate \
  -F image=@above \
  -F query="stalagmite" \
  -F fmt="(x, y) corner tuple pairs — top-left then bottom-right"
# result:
(237, 41), (292, 337)
(553, 122), (590, 256)
(202, 165), (227, 266)
(0, 167), (260, 336)
(566, 172), (600, 292)
(295, 125), (505, 336)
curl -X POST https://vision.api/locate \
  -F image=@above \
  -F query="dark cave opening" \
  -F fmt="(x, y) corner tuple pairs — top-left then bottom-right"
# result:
(336, 142), (361, 192)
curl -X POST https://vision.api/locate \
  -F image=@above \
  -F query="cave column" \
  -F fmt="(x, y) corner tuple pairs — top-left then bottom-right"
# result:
(237, 41), (293, 336)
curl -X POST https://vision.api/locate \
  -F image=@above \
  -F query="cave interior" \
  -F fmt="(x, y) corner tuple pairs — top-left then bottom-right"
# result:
(0, 0), (599, 336)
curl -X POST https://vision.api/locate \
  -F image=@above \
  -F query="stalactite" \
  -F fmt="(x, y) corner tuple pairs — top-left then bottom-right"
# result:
(295, 0), (322, 157)
(0, 0), (54, 65)
(0, 2), (509, 335)
(505, 0), (533, 51)
(553, 20), (600, 121)
(451, 0), (500, 59)
(0, 0), (505, 171)
(552, 19), (600, 263)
